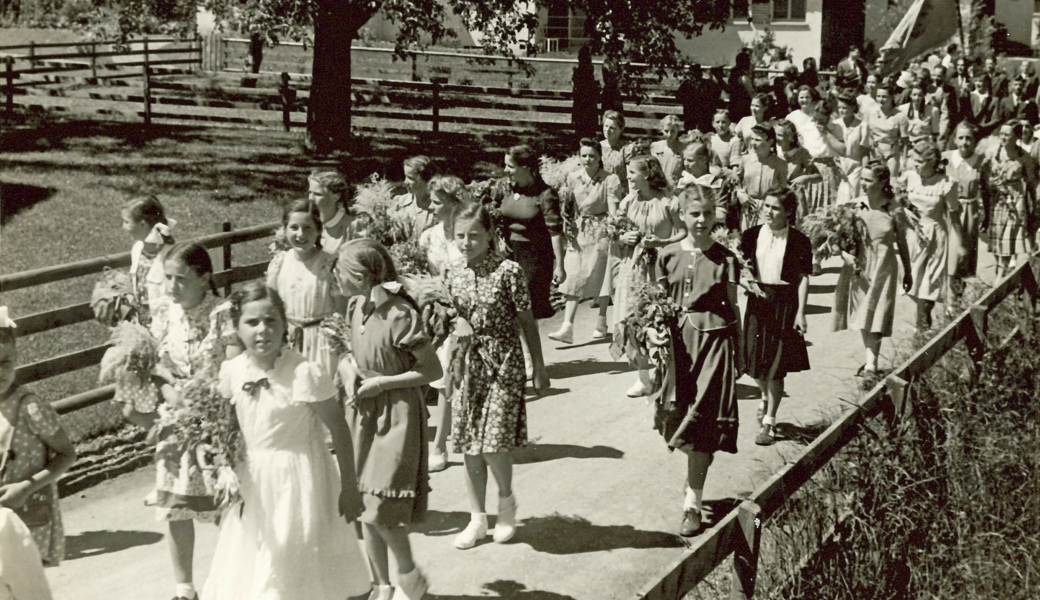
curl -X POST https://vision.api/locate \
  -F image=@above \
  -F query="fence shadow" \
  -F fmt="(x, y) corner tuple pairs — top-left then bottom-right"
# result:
(545, 359), (630, 379)
(427, 580), (577, 600)
(515, 513), (685, 555)
(64, 529), (164, 560)
(513, 443), (624, 464)
(0, 182), (56, 225)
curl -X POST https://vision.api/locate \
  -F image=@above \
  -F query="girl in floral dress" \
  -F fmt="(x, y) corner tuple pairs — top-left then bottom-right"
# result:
(0, 308), (77, 568)
(601, 110), (633, 196)
(549, 137), (622, 345)
(150, 242), (239, 600)
(901, 141), (963, 331)
(267, 199), (345, 380)
(832, 161), (913, 377)
(611, 155), (687, 398)
(335, 239), (443, 600)
(650, 188), (742, 537)
(445, 203), (548, 550)
(122, 195), (174, 326)
(986, 122), (1038, 278)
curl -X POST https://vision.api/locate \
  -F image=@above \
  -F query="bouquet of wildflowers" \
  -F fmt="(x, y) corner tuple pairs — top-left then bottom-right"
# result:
(91, 268), (139, 327)
(711, 228), (753, 275)
(268, 229), (292, 256)
(604, 213), (639, 243)
(539, 154), (582, 193)
(801, 203), (867, 274)
(611, 283), (681, 394)
(98, 321), (160, 413)
(389, 239), (430, 277)
(157, 375), (245, 510)
(401, 274), (456, 348)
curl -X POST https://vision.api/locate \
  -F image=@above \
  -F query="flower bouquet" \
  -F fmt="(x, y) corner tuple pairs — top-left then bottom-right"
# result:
(800, 203), (867, 275)
(353, 174), (411, 246)
(268, 229), (292, 256)
(401, 274), (457, 348)
(91, 268), (139, 327)
(711, 228), (753, 275)
(157, 376), (245, 511)
(610, 283), (681, 395)
(539, 154), (582, 193)
(989, 159), (1027, 215)
(389, 239), (430, 277)
(98, 321), (160, 414)
(319, 314), (351, 357)
(604, 213), (639, 243)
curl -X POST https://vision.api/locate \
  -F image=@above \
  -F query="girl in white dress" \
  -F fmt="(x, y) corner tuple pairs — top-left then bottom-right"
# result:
(267, 199), (345, 379)
(202, 282), (370, 600)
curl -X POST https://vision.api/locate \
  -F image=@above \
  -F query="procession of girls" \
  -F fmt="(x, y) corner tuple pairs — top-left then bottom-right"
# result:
(5, 51), (1036, 600)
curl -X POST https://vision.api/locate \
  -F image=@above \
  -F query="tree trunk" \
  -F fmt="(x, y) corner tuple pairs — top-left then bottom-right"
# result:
(249, 32), (263, 74)
(308, 4), (372, 154)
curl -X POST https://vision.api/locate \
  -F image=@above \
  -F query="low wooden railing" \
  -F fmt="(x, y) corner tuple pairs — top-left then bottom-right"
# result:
(1, 221), (279, 415)
(637, 258), (1039, 599)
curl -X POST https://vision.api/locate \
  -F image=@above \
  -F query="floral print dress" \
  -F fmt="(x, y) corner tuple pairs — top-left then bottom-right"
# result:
(267, 250), (342, 379)
(0, 387), (65, 565)
(150, 294), (236, 521)
(445, 253), (531, 454)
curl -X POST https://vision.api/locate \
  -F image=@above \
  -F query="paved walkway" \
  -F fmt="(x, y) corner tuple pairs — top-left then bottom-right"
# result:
(47, 250), (1001, 600)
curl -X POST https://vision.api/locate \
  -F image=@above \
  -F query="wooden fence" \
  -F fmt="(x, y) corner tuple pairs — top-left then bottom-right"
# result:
(0, 221), (279, 416)
(637, 257), (1039, 599)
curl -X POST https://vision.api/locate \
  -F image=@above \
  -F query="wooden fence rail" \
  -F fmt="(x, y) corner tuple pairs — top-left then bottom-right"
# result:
(638, 257), (1039, 600)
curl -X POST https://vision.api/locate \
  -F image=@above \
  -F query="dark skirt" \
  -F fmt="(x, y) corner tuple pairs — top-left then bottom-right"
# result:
(744, 283), (810, 381)
(655, 318), (739, 455)
(511, 240), (556, 319)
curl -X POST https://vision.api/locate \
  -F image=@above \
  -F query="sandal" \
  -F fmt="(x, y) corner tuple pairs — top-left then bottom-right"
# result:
(755, 426), (776, 446)
(756, 401), (767, 424)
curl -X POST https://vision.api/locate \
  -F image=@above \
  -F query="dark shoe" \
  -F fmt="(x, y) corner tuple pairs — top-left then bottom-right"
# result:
(679, 509), (701, 537)
(755, 426), (776, 446)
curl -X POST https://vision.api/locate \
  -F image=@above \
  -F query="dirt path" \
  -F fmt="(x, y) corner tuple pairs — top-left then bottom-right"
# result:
(47, 249), (1001, 600)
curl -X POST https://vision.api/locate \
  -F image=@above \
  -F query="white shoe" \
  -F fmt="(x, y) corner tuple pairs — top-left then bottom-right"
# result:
(548, 324), (574, 344)
(368, 585), (394, 600)
(429, 450), (448, 473)
(590, 326), (610, 341)
(626, 379), (649, 398)
(392, 567), (428, 600)
(493, 494), (518, 543)
(453, 514), (488, 549)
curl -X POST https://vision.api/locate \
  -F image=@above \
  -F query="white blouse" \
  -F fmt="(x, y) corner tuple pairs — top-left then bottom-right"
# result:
(755, 225), (788, 284)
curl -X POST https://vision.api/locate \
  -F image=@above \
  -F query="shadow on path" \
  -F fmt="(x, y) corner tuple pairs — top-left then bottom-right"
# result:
(809, 283), (836, 295)
(412, 510), (471, 537)
(429, 580), (577, 600)
(513, 444), (624, 465)
(64, 530), (164, 560)
(545, 359), (630, 379)
(805, 303), (832, 315)
(515, 513), (684, 554)
(775, 419), (832, 445)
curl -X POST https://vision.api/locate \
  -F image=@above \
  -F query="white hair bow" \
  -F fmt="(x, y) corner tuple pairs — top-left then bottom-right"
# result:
(144, 218), (177, 245)
(0, 306), (16, 329)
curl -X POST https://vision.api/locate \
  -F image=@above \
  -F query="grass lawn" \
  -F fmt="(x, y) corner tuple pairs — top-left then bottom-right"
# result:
(0, 113), (574, 442)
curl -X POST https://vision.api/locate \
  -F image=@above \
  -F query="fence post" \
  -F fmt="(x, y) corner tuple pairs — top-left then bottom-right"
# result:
(28, 41), (36, 69)
(195, 32), (202, 71)
(431, 80), (440, 134)
(411, 52), (418, 82)
(220, 221), (233, 297)
(729, 501), (763, 600)
(5, 56), (13, 116)
(280, 72), (295, 132)
(142, 37), (152, 126)
(90, 42), (97, 80)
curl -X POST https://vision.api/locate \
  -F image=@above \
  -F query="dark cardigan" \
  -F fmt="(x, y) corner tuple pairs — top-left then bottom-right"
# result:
(738, 225), (813, 285)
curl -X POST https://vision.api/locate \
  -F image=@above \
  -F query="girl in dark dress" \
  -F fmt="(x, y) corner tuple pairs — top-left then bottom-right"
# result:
(739, 187), (812, 446)
(649, 186), (742, 537)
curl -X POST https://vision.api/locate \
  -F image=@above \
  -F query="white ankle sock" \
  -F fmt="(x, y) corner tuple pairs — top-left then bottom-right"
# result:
(175, 584), (196, 599)
(470, 512), (488, 527)
(762, 416), (776, 427)
(684, 487), (703, 512)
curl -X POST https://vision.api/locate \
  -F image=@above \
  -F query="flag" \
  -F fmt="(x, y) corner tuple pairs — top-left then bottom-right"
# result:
(880, 0), (959, 74)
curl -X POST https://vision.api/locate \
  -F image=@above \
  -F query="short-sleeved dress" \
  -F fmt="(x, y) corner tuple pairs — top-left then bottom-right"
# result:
(129, 240), (171, 327)
(388, 192), (437, 242)
(986, 147), (1035, 258)
(610, 192), (681, 338)
(832, 202), (901, 337)
(740, 152), (790, 230)
(496, 178), (562, 319)
(711, 133), (741, 169)
(150, 294), (237, 522)
(0, 387), (64, 566)
(346, 292), (430, 526)
(739, 226), (813, 381)
(902, 171), (959, 302)
(560, 168), (621, 300)
(867, 107), (909, 160)
(445, 253), (530, 455)
(601, 139), (632, 196)
(654, 243), (740, 455)
(203, 350), (370, 600)
(267, 250), (342, 378)
(651, 140), (686, 188)
(944, 151), (988, 278)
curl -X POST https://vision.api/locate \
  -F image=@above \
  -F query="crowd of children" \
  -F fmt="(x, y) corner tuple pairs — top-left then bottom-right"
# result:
(4, 47), (1040, 600)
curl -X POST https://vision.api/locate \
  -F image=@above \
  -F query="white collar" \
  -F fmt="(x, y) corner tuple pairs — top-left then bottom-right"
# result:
(325, 207), (346, 229)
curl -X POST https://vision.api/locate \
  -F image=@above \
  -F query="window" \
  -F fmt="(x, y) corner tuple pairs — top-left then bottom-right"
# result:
(773, 0), (807, 20)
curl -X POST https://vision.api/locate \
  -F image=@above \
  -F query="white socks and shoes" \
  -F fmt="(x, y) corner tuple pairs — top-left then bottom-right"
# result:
(548, 323), (574, 345)
(429, 450), (448, 473)
(368, 585), (394, 600)
(454, 513), (488, 549)
(391, 568), (429, 600)
(493, 494), (518, 543)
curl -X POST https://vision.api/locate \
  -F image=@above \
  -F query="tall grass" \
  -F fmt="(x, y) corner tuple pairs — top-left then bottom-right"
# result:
(751, 300), (1040, 599)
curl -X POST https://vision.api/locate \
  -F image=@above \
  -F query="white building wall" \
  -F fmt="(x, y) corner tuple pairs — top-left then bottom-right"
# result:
(672, 1), (823, 66)
(996, 0), (1033, 45)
